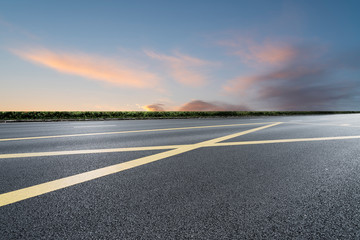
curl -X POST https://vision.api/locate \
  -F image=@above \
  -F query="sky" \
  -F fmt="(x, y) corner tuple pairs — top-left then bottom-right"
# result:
(1, 0), (359, 111)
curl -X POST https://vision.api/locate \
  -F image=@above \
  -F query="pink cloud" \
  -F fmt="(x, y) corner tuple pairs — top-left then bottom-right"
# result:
(178, 100), (250, 111)
(244, 43), (297, 65)
(220, 38), (297, 65)
(222, 76), (258, 94)
(143, 103), (165, 111)
(145, 50), (214, 87)
(12, 48), (160, 88)
(143, 100), (250, 111)
(221, 40), (324, 95)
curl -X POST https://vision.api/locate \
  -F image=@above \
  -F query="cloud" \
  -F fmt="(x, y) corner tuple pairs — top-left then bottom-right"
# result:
(178, 100), (250, 111)
(257, 83), (351, 110)
(143, 104), (165, 111)
(12, 48), (160, 88)
(223, 63), (325, 94)
(219, 38), (299, 65)
(241, 43), (297, 65)
(223, 76), (258, 94)
(145, 50), (214, 87)
(0, 17), (39, 40)
(143, 100), (250, 111)
(222, 43), (360, 110)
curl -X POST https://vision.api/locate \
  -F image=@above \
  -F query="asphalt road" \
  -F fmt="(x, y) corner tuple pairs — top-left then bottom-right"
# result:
(1, 114), (360, 239)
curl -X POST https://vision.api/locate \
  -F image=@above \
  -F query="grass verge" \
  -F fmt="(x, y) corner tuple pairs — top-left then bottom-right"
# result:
(0, 111), (359, 121)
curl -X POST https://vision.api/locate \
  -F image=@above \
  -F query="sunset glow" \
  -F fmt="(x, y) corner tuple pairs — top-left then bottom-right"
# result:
(1, 1), (359, 111)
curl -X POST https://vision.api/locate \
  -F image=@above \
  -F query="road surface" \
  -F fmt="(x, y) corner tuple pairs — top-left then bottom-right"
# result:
(1, 114), (360, 239)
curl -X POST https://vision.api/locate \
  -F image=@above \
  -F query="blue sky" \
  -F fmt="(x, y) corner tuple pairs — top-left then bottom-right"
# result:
(1, 0), (359, 111)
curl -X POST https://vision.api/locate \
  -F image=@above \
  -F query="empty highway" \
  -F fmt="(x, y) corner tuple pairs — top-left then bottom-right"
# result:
(1, 114), (360, 239)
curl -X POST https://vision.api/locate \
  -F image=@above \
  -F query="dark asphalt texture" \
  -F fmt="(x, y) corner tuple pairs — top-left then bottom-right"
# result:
(1, 114), (360, 239)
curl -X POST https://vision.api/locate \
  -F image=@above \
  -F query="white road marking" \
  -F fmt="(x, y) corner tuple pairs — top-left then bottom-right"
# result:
(73, 125), (117, 128)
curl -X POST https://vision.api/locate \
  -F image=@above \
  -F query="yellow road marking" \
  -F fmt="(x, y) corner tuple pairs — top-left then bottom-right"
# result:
(4, 123), (360, 159)
(0, 122), (281, 207)
(198, 122), (282, 145)
(210, 135), (360, 147)
(0, 145), (189, 159)
(0, 122), (273, 142)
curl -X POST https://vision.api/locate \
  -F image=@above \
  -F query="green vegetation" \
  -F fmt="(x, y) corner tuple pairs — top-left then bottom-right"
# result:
(0, 111), (359, 121)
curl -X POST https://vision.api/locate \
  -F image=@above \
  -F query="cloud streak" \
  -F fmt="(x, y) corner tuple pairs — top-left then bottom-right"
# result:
(220, 38), (298, 65)
(0, 17), (39, 40)
(12, 48), (160, 88)
(145, 50), (214, 87)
